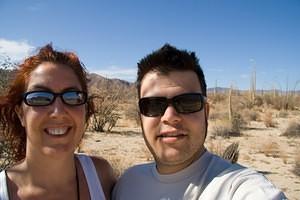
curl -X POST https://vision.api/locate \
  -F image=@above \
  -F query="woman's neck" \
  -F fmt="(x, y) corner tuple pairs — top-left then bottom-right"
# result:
(7, 154), (79, 200)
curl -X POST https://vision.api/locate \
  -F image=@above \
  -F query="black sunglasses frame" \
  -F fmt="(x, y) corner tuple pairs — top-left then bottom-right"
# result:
(139, 93), (206, 117)
(23, 91), (87, 106)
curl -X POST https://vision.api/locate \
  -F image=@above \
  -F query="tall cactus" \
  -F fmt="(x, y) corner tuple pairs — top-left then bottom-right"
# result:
(228, 85), (232, 122)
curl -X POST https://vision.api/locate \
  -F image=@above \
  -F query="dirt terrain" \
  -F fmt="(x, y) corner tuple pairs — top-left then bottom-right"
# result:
(81, 114), (300, 200)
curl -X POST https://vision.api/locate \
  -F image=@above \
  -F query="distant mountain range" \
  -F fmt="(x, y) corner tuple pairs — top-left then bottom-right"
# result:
(87, 73), (135, 95)
(1, 68), (298, 94)
(88, 73), (300, 94)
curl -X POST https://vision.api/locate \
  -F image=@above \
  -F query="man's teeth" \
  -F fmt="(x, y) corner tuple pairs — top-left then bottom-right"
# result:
(47, 128), (68, 135)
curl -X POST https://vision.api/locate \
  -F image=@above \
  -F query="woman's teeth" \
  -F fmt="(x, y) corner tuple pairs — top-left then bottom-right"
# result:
(47, 127), (68, 135)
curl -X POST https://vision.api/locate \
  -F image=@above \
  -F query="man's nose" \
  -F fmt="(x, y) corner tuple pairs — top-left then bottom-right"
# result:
(160, 105), (181, 123)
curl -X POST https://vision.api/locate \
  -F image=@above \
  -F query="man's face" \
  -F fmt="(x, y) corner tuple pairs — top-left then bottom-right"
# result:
(139, 70), (209, 174)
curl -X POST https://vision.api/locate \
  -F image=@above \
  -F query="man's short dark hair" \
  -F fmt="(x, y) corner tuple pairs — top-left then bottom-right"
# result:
(136, 43), (207, 97)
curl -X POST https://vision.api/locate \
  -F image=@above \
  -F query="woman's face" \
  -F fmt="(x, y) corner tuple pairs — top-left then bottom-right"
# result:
(16, 62), (86, 158)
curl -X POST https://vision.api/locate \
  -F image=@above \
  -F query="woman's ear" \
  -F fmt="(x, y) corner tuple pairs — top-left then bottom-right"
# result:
(15, 105), (25, 127)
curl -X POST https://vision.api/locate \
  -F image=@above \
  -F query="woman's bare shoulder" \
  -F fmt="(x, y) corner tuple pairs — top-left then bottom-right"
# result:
(90, 155), (117, 199)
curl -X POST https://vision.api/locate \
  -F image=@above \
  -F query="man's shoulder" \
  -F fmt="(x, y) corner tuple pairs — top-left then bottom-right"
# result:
(121, 162), (155, 178)
(112, 162), (156, 200)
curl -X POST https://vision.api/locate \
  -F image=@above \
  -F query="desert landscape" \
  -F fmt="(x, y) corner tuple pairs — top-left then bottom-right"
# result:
(78, 78), (300, 200)
(1, 72), (299, 199)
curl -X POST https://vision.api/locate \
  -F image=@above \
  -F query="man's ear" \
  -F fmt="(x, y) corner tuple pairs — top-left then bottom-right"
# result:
(15, 105), (25, 127)
(204, 102), (210, 118)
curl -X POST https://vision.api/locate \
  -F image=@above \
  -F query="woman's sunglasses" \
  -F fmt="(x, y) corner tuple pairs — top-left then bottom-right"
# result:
(139, 93), (206, 117)
(23, 91), (87, 106)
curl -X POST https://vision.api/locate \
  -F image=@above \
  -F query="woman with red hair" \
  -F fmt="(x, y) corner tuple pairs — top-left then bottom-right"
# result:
(0, 44), (115, 199)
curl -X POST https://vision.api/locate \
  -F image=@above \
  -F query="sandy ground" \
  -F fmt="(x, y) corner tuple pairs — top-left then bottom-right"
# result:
(81, 117), (300, 200)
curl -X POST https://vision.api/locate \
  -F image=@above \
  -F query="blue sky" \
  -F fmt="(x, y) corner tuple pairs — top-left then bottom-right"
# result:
(0, 0), (299, 90)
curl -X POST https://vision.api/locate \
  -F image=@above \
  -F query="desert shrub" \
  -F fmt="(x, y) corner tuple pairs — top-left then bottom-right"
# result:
(222, 142), (239, 163)
(208, 93), (227, 104)
(124, 101), (140, 126)
(293, 151), (300, 176)
(241, 109), (258, 122)
(210, 120), (232, 138)
(278, 110), (289, 118)
(0, 140), (17, 171)
(293, 95), (300, 108)
(253, 95), (264, 107)
(208, 109), (227, 121)
(263, 111), (276, 128)
(282, 121), (300, 137)
(238, 96), (255, 109)
(264, 93), (297, 111)
(263, 94), (286, 110)
(89, 91), (121, 132)
(206, 140), (224, 156)
(258, 141), (280, 158)
(206, 141), (239, 163)
(0, 55), (16, 95)
(231, 113), (246, 134)
(100, 146), (152, 178)
(210, 118), (242, 138)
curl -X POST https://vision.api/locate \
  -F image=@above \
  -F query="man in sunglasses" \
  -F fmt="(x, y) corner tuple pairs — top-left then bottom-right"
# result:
(112, 44), (286, 199)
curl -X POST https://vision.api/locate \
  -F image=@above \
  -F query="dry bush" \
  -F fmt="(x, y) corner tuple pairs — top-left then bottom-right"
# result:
(277, 110), (289, 118)
(293, 95), (300, 108)
(210, 120), (232, 138)
(104, 146), (152, 178)
(230, 113), (246, 134)
(206, 141), (239, 163)
(242, 108), (259, 122)
(208, 109), (228, 121)
(253, 95), (264, 107)
(282, 120), (300, 137)
(208, 93), (227, 104)
(0, 56), (16, 95)
(206, 139), (224, 156)
(106, 154), (136, 178)
(258, 140), (280, 158)
(263, 111), (276, 128)
(293, 150), (300, 176)
(210, 118), (243, 138)
(239, 96), (255, 109)
(124, 101), (140, 126)
(89, 90), (121, 132)
(207, 100), (228, 121)
(0, 140), (18, 171)
(262, 93), (295, 110)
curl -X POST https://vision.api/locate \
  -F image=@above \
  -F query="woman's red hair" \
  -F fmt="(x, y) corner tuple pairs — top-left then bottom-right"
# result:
(0, 44), (94, 163)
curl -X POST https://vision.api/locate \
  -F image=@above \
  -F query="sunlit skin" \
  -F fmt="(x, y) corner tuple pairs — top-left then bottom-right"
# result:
(140, 70), (209, 174)
(5, 62), (89, 199)
(16, 62), (86, 159)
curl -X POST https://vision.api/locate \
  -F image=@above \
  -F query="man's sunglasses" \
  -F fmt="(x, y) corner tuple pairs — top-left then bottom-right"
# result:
(23, 91), (87, 106)
(139, 93), (206, 117)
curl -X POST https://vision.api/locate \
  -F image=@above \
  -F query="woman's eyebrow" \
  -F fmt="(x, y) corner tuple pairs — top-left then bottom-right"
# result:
(27, 85), (81, 91)
(27, 85), (51, 91)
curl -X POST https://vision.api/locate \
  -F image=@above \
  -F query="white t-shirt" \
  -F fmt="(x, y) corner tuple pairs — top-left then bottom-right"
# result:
(0, 154), (105, 200)
(112, 151), (287, 200)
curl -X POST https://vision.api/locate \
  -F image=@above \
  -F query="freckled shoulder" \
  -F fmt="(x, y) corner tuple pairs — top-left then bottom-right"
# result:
(90, 156), (116, 199)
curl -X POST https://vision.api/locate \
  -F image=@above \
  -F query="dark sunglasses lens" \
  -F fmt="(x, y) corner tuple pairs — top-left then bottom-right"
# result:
(25, 92), (54, 106)
(174, 94), (203, 113)
(62, 91), (87, 105)
(139, 98), (167, 117)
